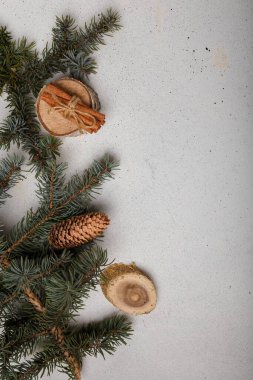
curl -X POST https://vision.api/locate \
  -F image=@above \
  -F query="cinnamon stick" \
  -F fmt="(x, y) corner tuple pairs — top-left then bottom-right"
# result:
(46, 83), (105, 124)
(41, 93), (98, 129)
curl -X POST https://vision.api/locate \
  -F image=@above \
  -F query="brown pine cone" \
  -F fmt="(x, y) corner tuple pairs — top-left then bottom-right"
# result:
(49, 212), (110, 249)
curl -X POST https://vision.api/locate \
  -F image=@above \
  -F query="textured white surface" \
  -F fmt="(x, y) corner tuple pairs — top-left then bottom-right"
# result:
(1, 0), (253, 379)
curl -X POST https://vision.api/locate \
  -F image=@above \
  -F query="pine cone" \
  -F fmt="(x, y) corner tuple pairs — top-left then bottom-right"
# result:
(49, 212), (110, 249)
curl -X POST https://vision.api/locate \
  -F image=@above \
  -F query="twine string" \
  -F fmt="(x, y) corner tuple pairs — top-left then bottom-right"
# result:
(50, 93), (96, 133)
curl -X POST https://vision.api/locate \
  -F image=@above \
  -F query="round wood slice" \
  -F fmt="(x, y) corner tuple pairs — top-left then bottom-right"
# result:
(101, 263), (157, 315)
(36, 77), (100, 137)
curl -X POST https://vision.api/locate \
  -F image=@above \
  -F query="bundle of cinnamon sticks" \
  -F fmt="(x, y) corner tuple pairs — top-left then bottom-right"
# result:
(41, 83), (105, 133)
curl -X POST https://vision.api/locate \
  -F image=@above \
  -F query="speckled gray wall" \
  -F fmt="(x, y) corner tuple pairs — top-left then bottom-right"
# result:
(0, 1), (253, 379)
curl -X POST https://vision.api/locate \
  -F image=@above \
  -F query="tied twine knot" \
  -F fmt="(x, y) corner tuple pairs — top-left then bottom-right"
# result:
(49, 93), (96, 133)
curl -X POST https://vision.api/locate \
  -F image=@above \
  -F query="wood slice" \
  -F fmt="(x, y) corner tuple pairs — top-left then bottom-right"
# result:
(101, 263), (157, 315)
(36, 77), (100, 137)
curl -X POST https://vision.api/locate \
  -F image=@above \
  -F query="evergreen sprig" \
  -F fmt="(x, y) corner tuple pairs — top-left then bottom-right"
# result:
(9, 315), (131, 380)
(0, 10), (130, 380)
(44, 245), (109, 321)
(13, 348), (62, 380)
(0, 249), (72, 316)
(3, 156), (117, 258)
(75, 9), (122, 55)
(0, 85), (62, 173)
(62, 51), (97, 81)
(0, 9), (121, 172)
(0, 31), (35, 94)
(0, 155), (25, 205)
(66, 315), (133, 358)
(0, 155), (131, 380)
(0, 242), (132, 379)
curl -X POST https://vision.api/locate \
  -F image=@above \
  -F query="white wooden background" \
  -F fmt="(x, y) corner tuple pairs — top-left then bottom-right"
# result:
(0, 1), (253, 379)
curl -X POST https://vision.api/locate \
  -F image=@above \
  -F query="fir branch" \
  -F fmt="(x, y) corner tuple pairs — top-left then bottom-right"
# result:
(23, 288), (45, 313)
(3, 156), (118, 258)
(41, 15), (78, 77)
(66, 315), (132, 358)
(0, 26), (12, 48)
(0, 12), (130, 380)
(42, 9), (121, 77)
(61, 51), (97, 81)
(14, 348), (62, 380)
(31, 136), (62, 174)
(0, 291), (18, 309)
(29, 249), (73, 283)
(0, 285), (82, 380)
(1, 245), (106, 324)
(0, 155), (25, 205)
(21, 51), (46, 97)
(61, 156), (117, 216)
(0, 285), (81, 379)
(35, 160), (67, 209)
(52, 15), (77, 53)
(45, 245), (108, 321)
(76, 9), (122, 55)
(10, 315), (132, 380)
(0, 32), (36, 93)
(0, 296), (38, 329)
(2, 257), (38, 291)
(2, 250), (73, 293)
(49, 166), (55, 210)
(50, 326), (81, 380)
(0, 273), (20, 314)
(0, 115), (28, 150)
(0, 84), (62, 172)
(0, 9), (121, 173)
(0, 316), (49, 362)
